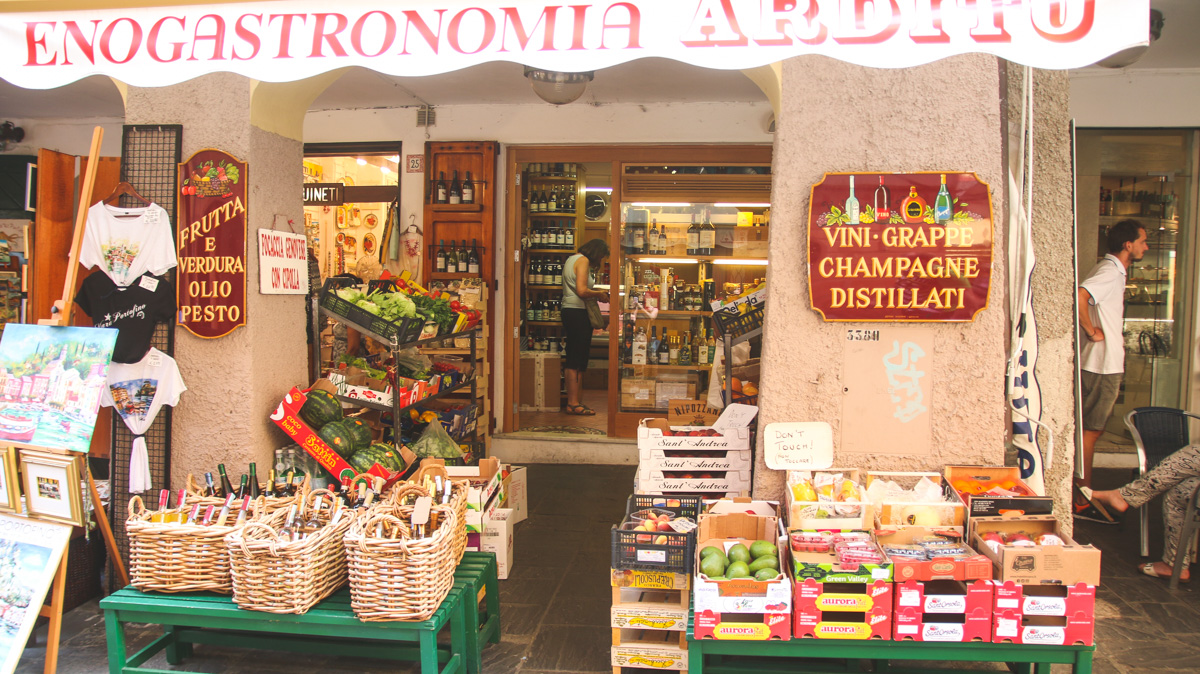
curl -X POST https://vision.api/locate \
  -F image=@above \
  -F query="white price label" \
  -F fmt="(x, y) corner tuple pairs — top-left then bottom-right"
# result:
(139, 275), (160, 292)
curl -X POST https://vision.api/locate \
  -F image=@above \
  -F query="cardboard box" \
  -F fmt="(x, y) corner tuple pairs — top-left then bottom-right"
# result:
(637, 469), (751, 494)
(481, 508), (514, 580)
(611, 587), (688, 631)
(501, 465), (528, 524)
(638, 447), (752, 472)
(622, 379), (658, 409)
(894, 579), (993, 615)
(436, 457), (503, 534)
(991, 581), (1096, 618)
(519, 352), (560, 411)
(731, 226), (770, 257)
(867, 472), (967, 533)
(786, 468), (875, 531)
(636, 418), (752, 451)
(893, 607), (992, 642)
(789, 539), (893, 583)
(945, 466), (1053, 518)
(692, 514), (791, 640)
(654, 380), (698, 409)
(610, 568), (690, 591)
(992, 610), (1095, 646)
(877, 528), (993, 582)
(793, 579), (892, 641)
(970, 516), (1101, 586)
(610, 629), (688, 670)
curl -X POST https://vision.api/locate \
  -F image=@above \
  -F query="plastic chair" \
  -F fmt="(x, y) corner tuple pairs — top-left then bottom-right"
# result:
(1123, 407), (1200, 557)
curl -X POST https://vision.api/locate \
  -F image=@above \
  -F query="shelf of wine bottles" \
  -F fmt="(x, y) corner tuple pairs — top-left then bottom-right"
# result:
(432, 239), (483, 275)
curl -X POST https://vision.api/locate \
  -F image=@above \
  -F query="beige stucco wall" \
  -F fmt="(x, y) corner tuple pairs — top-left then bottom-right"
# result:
(756, 54), (1010, 499)
(124, 72), (308, 488)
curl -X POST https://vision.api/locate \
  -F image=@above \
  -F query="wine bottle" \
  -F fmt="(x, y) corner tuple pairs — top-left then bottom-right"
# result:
(215, 494), (235, 527)
(279, 504), (298, 542)
(203, 472), (217, 497)
(462, 171), (475, 204)
(552, 259), (562, 286)
(556, 224), (566, 248)
(700, 209), (716, 255)
(248, 463), (261, 499)
(687, 214), (699, 256)
(668, 334), (680, 365)
(284, 470), (296, 497)
(201, 505), (216, 526)
(874, 176), (891, 223)
(680, 332), (692, 366)
(435, 239), (447, 272)
(934, 173), (953, 224)
(846, 175), (861, 225)
(447, 241), (459, 272)
(902, 186), (928, 224)
(469, 239), (480, 274)
(565, 224), (575, 249)
(235, 495), (253, 525)
(186, 503), (202, 526)
(458, 240), (469, 273)
(548, 186), (558, 212)
(218, 463), (235, 498)
(649, 326), (659, 357)
(449, 170), (462, 205)
(436, 172), (448, 204)
(150, 489), (170, 523)
(236, 474), (249, 499)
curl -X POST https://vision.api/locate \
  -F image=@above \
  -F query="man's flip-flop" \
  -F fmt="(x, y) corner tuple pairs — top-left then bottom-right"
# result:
(1141, 562), (1189, 583)
(1072, 485), (1119, 524)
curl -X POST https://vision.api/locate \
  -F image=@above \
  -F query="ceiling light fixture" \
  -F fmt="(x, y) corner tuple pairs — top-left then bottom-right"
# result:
(1098, 9), (1163, 68)
(524, 67), (594, 105)
(356, 157), (367, 166)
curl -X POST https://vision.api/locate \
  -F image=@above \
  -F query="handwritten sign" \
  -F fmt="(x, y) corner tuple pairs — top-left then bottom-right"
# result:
(258, 229), (309, 295)
(712, 403), (759, 432)
(764, 422), (833, 470)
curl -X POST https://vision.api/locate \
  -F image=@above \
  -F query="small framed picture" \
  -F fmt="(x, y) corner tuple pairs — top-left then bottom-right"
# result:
(0, 446), (18, 513)
(20, 450), (84, 527)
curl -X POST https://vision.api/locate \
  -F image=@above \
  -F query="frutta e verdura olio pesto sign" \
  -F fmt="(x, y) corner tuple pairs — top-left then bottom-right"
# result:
(808, 172), (993, 322)
(177, 149), (248, 338)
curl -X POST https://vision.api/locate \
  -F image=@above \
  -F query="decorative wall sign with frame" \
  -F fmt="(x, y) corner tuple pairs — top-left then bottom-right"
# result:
(0, 446), (18, 513)
(19, 450), (84, 527)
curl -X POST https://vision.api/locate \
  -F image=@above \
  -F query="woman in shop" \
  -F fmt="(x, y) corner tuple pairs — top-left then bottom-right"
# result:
(561, 238), (609, 416)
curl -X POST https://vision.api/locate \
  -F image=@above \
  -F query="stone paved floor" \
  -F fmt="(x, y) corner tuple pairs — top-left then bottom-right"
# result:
(14, 465), (1200, 673)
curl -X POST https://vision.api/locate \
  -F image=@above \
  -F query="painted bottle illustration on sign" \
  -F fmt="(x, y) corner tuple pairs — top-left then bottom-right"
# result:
(934, 173), (953, 224)
(874, 176), (891, 223)
(845, 175), (860, 225)
(901, 186), (927, 224)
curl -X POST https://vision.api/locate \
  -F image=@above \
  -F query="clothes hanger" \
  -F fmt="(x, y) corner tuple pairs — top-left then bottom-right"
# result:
(102, 181), (151, 206)
(404, 213), (422, 235)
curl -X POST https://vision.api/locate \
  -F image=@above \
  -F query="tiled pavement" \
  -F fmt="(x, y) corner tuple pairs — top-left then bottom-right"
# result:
(15, 465), (1200, 673)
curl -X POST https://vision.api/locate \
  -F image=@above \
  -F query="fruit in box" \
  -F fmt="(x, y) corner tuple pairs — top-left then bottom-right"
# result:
(698, 541), (781, 581)
(343, 418), (374, 451)
(951, 478), (1032, 499)
(300, 389), (342, 427)
(317, 420), (354, 458)
(660, 428), (722, 437)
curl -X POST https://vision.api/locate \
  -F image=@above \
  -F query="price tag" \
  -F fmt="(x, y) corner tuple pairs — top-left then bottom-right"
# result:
(146, 351), (163, 368)
(139, 275), (160, 292)
(712, 403), (758, 431)
(144, 208), (159, 223)
(667, 518), (697, 534)
(764, 422), (834, 470)
(411, 496), (432, 527)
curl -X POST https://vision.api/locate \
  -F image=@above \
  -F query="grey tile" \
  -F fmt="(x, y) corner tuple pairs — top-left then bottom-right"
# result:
(1108, 641), (1200, 670)
(541, 589), (611, 627)
(1131, 601), (1200, 634)
(480, 638), (531, 672)
(502, 602), (549, 637)
(524, 624), (611, 672)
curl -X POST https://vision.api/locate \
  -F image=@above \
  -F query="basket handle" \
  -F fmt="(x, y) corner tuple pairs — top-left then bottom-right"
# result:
(185, 473), (202, 496)
(128, 495), (145, 518)
(234, 520), (285, 556)
(387, 481), (429, 505)
(357, 512), (411, 552)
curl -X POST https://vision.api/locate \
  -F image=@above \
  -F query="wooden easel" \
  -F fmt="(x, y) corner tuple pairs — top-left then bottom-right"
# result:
(32, 126), (130, 674)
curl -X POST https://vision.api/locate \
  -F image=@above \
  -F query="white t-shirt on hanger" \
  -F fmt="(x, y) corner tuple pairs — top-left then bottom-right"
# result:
(80, 202), (177, 287)
(102, 348), (187, 492)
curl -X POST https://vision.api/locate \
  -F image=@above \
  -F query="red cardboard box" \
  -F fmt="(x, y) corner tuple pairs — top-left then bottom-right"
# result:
(877, 528), (992, 582)
(793, 578), (892, 640)
(990, 581), (1096, 618)
(992, 609), (1095, 646)
(692, 512), (791, 640)
(893, 606), (992, 642)
(894, 579), (993, 615)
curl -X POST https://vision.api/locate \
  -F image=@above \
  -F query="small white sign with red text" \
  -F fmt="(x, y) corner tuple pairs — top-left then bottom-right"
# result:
(258, 229), (309, 295)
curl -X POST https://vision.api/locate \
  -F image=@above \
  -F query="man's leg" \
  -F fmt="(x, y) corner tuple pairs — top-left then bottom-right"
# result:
(1079, 429), (1103, 488)
(1076, 371), (1121, 489)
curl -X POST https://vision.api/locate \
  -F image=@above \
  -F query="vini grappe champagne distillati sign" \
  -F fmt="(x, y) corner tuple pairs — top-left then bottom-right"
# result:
(177, 149), (248, 338)
(808, 172), (993, 322)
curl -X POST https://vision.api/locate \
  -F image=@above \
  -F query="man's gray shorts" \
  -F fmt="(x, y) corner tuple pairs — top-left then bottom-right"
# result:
(1081, 371), (1122, 432)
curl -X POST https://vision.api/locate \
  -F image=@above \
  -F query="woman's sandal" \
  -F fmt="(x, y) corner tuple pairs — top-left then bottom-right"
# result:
(1141, 562), (1189, 583)
(565, 404), (596, 416)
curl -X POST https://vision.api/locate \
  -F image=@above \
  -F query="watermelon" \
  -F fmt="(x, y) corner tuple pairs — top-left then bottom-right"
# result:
(343, 418), (374, 452)
(347, 450), (375, 473)
(317, 420), (354, 458)
(368, 442), (405, 472)
(300, 389), (342, 428)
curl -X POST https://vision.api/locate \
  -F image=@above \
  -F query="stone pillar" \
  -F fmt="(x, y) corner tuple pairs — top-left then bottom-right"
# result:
(757, 55), (1009, 499)
(124, 72), (309, 487)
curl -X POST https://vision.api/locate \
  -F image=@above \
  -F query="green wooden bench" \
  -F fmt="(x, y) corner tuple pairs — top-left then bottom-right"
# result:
(455, 550), (502, 673)
(687, 613), (1096, 674)
(101, 585), (467, 674)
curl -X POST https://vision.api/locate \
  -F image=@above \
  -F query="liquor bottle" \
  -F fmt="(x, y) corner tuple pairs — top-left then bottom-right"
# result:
(706, 328), (717, 365)
(633, 326), (648, 365)
(435, 240), (447, 272)
(901, 186), (928, 224)
(874, 176), (891, 223)
(215, 494), (235, 527)
(846, 175), (861, 225)
(284, 470), (296, 497)
(234, 495), (252, 525)
(680, 331), (692, 366)
(248, 463), (261, 499)
(449, 170), (462, 204)
(201, 505), (216, 526)
(447, 243), (459, 274)
(279, 504), (299, 542)
(687, 214), (699, 256)
(436, 172), (448, 204)
(150, 489), (170, 523)
(217, 463), (235, 498)
(203, 472), (217, 497)
(265, 469), (277, 498)
(548, 186), (558, 212)
(291, 473), (304, 496)
(462, 171), (474, 204)
(658, 332), (671, 364)
(468, 239), (481, 274)
(934, 173), (953, 224)
(648, 219), (660, 256)
(568, 190), (576, 211)
(458, 240), (469, 272)
(623, 321), (634, 364)
(185, 503), (201, 526)
(700, 209), (716, 255)
(236, 474), (249, 499)
(303, 498), (324, 538)
(565, 224), (575, 249)
(648, 326), (659, 357)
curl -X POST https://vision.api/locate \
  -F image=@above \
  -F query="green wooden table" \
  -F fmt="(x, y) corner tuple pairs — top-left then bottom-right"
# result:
(687, 613), (1095, 674)
(455, 550), (502, 673)
(100, 585), (467, 674)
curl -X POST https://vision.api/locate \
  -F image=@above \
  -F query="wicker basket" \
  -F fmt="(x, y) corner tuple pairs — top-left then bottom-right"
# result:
(389, 476), (468, 564)
(185, 473), (305, 515)
(225, 489), (355, 614)
(344, 503), (457, 621)
(126, 495), (260, 594)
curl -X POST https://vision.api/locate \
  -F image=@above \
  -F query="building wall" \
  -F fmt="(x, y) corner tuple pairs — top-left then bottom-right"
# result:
(1, 118), (124, 157)
(1070, 69), (1200, 127)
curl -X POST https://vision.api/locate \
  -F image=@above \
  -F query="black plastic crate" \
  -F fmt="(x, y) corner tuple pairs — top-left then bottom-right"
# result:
(610, 494), (701, 573)
(319, 280), (424, 343)
(712, 303), (764, 340)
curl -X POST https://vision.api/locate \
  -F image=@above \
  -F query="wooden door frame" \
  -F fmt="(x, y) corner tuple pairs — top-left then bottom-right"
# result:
(504, 144), (773, 438)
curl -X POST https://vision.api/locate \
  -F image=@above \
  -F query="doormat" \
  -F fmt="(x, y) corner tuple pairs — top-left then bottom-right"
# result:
(520, 426), (605, 436)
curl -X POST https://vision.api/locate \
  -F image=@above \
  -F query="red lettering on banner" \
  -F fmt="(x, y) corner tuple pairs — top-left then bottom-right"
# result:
(448, 8), (497, 54)
(62, 20), (100, 65)
(148, 16), (186, 62)
(100, 17), (142, 64)
(567, 5), (589, 50)
(268, 13), (307, 58)
(600, 3), (641, 49)
(401, 10), (446, 54)
(499, 6), (559, 52)
(909, 0), (949, 44)
(833, 0), (901, 45)
(963, 0), (1011, 42)
(681, 0), (747, 47)
(1030, 0), (1094, 43)
(24, 22), (56, 66)
(351, 11), (397, 57)
(190, 15), (227, 60)
(233, 14), (263, 60)
(311, 13), (349, 57)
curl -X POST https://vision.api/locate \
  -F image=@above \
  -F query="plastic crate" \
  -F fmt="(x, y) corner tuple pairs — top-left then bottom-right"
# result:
(319, 280), (424, 343)
(611, 494), (701, 574)
(712, 304), (764, 340)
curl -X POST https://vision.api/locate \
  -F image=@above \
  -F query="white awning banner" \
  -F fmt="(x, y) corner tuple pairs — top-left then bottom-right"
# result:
(0, 0), (1148, 89)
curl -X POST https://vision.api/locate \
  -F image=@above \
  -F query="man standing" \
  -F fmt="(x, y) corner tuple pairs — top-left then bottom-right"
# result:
(1075, 219), (1148, 522)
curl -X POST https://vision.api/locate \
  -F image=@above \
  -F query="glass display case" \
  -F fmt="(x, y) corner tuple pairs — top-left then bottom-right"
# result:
(616, 200), (769, 413)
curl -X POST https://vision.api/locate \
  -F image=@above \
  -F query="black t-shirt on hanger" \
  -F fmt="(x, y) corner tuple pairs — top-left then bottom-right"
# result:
(74, 270), (175, 363)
